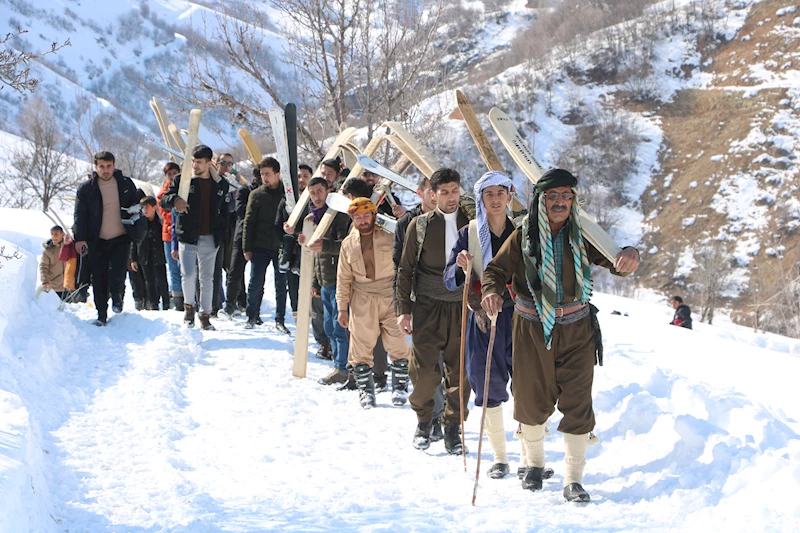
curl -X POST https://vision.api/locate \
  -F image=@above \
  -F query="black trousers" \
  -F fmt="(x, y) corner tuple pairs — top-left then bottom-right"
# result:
(225, 241), (248, 312)
(312, 293), (328, 345)
(88, 235), (130, 320)
(287, 271), (299, 313)
(213, 242), (225, 313)
(143, 262), (170, 310)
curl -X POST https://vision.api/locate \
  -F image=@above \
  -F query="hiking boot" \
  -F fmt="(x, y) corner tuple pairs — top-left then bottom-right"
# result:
(444, 424), (466, 455)
(318, 368), (348, 386)
(353, 363), (376, 409)
(413, 421), (432, 450)
(563, 483), (590, 503)
(275, 320), (290, 335)
(199, 313), (215, 331)
(487, 463), (510, 479)
(315, 341), (332, 360)
(184, 304), (195, 327)
(429, 417), (444, 442)
(521, 466), (545, 492)
(390, 359), (409, 406)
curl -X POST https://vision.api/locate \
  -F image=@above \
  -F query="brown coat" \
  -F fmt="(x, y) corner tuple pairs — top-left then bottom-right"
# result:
(40, 240), (65, 292)
(482, 226), (629, 434)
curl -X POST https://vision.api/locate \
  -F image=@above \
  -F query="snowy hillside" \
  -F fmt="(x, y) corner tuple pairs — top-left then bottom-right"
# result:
(1, 211), (799, 532)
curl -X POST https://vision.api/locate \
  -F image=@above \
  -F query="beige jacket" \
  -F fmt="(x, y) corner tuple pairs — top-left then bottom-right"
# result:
(40, 239), (65, 292)
(336, 227), (396, 309)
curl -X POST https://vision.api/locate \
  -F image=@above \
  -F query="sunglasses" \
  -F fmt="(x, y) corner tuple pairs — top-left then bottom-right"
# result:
(219, 161), (234, 167)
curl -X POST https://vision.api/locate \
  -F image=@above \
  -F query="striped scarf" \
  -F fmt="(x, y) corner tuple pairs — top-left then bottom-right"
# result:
(521, 189), (592, 349)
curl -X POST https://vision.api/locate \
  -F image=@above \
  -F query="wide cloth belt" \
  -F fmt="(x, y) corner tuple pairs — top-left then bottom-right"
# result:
(514, 295), (589, 324)
(351, 276), (393, 298)
(415, 272), (463, 303)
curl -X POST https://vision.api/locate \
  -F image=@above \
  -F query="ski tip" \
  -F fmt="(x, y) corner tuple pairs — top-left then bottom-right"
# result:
(456, 89), (468, 104)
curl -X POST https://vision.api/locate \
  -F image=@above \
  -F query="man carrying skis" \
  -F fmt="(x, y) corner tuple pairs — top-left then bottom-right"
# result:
(297, 177), (352, 386)
(396, 168), (471, 454)
(161, 145), (231, 331)
(444, 171), (516, 478)
(481, 169), (640, 503)
(337, 198), (411, 409)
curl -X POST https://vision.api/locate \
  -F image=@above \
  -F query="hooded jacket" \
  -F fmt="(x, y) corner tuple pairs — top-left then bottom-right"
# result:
(40, 239), (65, 291)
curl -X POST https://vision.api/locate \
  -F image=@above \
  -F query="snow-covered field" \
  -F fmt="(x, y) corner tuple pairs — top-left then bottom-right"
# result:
(1, 212), (799, 532)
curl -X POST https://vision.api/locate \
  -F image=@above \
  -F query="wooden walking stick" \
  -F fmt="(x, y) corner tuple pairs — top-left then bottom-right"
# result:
(459, 258), (473, 472)
(472, 309), (499, 506)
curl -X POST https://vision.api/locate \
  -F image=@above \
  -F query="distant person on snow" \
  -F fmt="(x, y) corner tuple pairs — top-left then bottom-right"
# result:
(481, 169), (641, 503)
(157, 161), (183, 310)
(40, 225), (67, 298)
(669, 296), (692, 329)
(130, 196), (170, 311)
(73, 151), (140, 326)
(161, 144), (231, 331)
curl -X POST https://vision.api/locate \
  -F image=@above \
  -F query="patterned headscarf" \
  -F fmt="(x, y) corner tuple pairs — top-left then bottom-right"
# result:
(474, 170), (513, 271)
(347, 197), (377, 215)
(521, 170), (592, 350)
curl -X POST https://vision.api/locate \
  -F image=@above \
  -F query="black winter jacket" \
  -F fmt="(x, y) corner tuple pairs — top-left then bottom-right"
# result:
(130, 216), (166, 266)
(242, 184), (285, 252)
(73, 170), (139, 244)
(160, 173), (230, 247)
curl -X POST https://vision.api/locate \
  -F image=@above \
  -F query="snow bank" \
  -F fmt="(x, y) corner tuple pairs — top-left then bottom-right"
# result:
(0, 234), (54, 533)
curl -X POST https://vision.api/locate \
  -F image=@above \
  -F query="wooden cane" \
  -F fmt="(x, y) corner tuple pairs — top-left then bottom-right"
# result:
(458, 259), (473, 472)
(472, 310), (498, 506)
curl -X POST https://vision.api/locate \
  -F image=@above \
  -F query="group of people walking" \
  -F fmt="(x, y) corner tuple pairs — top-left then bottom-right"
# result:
(41, 142), (644, 504)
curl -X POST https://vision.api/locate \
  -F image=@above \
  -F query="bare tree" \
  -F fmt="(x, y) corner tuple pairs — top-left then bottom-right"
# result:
(0, 28), (70, 93)
(1, 96), (79, 212)
(691, 240), (734, 324)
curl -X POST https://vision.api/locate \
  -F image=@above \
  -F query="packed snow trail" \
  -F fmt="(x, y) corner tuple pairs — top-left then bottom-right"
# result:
(8, 282), (800, 532)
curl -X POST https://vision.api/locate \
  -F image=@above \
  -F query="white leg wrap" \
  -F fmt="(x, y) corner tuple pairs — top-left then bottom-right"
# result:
(520, 423), (546, 468)
(563, 432), (589, 487)
(484, 406), (508, 464)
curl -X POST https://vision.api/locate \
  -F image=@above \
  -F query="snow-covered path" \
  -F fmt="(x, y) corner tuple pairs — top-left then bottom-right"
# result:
(2, 287), (786, 533)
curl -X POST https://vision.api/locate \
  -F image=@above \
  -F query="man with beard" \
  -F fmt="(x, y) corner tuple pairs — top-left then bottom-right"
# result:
(336, 198), (411, 409)
(74, 151), (140, 326)
(396, 168), (471, 454)
(481, 169), (640, 503)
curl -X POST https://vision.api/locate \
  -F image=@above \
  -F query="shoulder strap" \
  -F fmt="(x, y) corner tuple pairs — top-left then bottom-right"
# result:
(468, 219), (483, 281)
(415, 211), (432, 265)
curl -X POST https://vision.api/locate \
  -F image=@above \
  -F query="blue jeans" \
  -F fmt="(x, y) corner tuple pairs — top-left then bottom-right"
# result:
(321, 285), (349, 373)
(246, 248), (287, 322)
(164, 241), (181, 294)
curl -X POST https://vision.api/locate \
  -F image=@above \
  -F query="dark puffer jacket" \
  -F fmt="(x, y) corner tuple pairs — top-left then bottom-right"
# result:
(160, 173), (230, 247)
(73, 169), (139, 244)
(242, 184), (285, 252)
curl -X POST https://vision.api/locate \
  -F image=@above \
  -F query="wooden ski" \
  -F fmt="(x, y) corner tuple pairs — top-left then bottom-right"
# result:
(285, 103), (299, 201)
(385, 121), (440, 176)
(149, 101), (178, 163)
(238, 128), (263, 167)
(488, 107), (622, 262)
(168, 123), (187, 153)
(455, 90), (527, 215)
(269, 108), (296, 213)
(178, 109), (201, 201)
(357, 155), (419, 193)
(292, 218), (315, 378)
(324, 192), (397, 233)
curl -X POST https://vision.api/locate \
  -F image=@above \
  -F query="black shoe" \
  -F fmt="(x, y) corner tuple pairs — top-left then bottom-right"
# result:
(210, 310), (219, 318)
(487, 463), (510, 479)
(444, 424), (466, 455)
(374, 374), (388, 392)
(429, 417), (444, 442)
(93, 317), (107, 327)
(353, 363), (376, 409)
(113, 302), (124, 313)
(336, 373), (358, 391)
(413, 421), (432, 450)
(255, 316), (263, 325)
(275, 320), (290, 335)
(389, 359), (409, 406)
(521, 467), (545, 491)
(517, 467), (526, 479)
(244, 317), (258, 329)
(518, 466), (555, 479)
(173, 294), (184, 311)
(133, 299), (144, 311)
(563, 483), (590, 503)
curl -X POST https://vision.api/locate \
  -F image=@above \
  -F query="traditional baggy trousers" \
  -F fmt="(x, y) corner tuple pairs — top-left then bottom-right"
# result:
(466, 308), (513, 408)
(409, 295), (470, 426)
(347, 282), (411, 368)
(512, 312), (596, 434)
